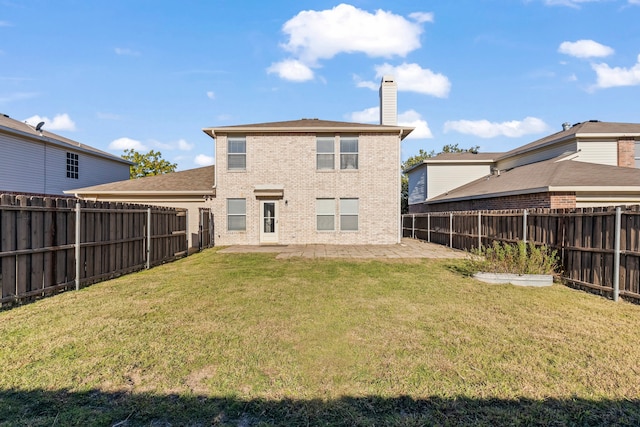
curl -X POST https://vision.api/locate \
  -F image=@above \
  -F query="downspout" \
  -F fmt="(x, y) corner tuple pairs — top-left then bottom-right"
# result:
(398, 129), (403, 243)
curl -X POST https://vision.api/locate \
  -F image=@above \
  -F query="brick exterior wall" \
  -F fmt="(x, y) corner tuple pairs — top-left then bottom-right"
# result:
(618, 138), (636, 168)
(408, 191), (577, 213)
(209, 132), (401, 245)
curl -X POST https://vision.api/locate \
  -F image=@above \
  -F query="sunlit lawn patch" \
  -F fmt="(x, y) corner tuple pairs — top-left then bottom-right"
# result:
(1, 249), (639, 425)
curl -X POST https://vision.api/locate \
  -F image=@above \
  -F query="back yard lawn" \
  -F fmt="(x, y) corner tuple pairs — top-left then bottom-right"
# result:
(1, 249), (639, 426)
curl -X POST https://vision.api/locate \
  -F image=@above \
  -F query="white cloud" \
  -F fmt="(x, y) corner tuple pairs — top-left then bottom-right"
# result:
(443, 117), (549, 138)
(270, 4), (432, 81)
(348, 106), (379, 123)
(24, 113), (76, 131)
(177, 139), (194, 151)
(346, 106), (432, 139)
(267, 59), (314, 82)
(114, 47), (140, 56)
(592, 54), (640, 88)
(194, 154), (214, 166)
(399, 110), (433, 139)
(541, 0), (602, 8)
(408, 12), (434, 23)
(357, 63), (451, 97)
(558, 40), (614, 58)
(377, 63), (451, 97)
(109, 137), (148, 151)
(206, 91), (215, 99)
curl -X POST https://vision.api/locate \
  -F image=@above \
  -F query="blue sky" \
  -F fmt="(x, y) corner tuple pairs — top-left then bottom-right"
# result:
(2, 0), (640, 171)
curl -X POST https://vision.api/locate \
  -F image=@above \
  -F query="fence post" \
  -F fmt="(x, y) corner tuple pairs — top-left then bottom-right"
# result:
(184, 209), (189, 255)
(427, 213), (431, 243)
(523, 209), (528, 244)
(146, 208), (152, 270)
(613, 207), (621, 302)
(412, 214), (415, 239)
(75, 202), (81, 291)
(449, 212), (453, 248)
(476, 211), (481, 249)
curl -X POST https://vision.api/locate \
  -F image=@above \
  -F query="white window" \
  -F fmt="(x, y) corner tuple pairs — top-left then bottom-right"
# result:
(228, 137), (246, 170)
(340, 136), (358, 170)
(227, 198), (246, 231)
(340, 198), (358, 231)
(316, 198), (335, 231)
(66, 152), (79, 179)
(316, 136), (334, 170)
(635, 142), (640, 168)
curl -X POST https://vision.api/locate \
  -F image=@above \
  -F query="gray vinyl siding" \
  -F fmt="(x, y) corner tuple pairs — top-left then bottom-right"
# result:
(0, 133), (46, 193)
(497, 141), (577, 170)
(0, 132), (130, 195)
(575, 140), (618, 166)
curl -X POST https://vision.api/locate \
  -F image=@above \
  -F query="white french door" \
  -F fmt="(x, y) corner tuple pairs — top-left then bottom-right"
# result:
(259, 200), (278, 244)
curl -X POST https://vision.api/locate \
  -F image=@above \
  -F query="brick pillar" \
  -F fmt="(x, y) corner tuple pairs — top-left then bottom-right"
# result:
(617, 138), (636, 168)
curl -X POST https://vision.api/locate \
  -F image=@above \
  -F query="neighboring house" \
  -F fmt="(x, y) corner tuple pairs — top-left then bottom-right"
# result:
(65, 166), (215, 250)
(407, 120), (640, 212)
(0, 113), (131, 195)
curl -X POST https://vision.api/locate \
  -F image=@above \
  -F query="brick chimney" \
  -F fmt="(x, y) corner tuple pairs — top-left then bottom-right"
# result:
(379, 75), (397, 126)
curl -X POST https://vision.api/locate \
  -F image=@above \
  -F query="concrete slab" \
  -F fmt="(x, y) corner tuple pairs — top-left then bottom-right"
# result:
(217, 238), (467, 260)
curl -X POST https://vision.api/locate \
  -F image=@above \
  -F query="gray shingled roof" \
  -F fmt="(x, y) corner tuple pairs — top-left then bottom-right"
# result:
(0, 113), (132, 165)
(203, 118), (414, 139)
(66, 165), (215, 195)
(428, 157), (640, 203)
(426, 152), (499, 162)
(497, 120), (640, 161)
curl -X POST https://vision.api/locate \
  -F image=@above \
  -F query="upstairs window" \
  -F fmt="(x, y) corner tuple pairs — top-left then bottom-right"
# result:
(340, 136), (358, 170)
(228, 137), (246, 170)
(316, 136), (335, 170)
(66, 152), (79, 179)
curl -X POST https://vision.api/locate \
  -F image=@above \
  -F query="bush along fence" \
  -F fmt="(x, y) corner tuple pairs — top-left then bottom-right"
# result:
(1, 194), (187, 307)
(402, 206), (640, 303)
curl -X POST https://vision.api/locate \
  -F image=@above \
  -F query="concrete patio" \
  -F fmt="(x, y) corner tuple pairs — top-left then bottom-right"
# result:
(217, 238), (467, 260)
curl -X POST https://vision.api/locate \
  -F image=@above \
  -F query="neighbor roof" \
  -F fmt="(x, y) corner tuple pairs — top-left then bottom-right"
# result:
(65, 165), (215, 196)
(203, 118), (414, 140)
(497, 120), (640, 161)
(403, 152), (499, 173)
(0, 113), (132, 165)
(427, 156), (640, 203)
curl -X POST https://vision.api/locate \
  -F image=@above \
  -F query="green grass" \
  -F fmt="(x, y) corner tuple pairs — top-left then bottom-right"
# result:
(1, 249), (640, 426)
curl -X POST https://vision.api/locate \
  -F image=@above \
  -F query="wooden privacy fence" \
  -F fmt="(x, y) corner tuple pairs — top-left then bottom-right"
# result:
(1, 194), (187, 306)
(402, 206), (640, 303)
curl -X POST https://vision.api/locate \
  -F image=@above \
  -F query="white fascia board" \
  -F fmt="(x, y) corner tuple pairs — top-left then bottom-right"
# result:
(549, 186), (640, 193)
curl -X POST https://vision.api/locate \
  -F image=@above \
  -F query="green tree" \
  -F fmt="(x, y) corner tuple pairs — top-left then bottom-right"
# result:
(401, 144), (480, 213)
(122, 149), (177, 179)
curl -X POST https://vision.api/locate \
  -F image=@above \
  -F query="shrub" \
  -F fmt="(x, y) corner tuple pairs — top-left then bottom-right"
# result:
(468, 240), (559, 275)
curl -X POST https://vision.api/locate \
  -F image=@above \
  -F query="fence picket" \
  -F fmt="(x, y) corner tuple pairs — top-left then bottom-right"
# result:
(1, 194), (188, 307)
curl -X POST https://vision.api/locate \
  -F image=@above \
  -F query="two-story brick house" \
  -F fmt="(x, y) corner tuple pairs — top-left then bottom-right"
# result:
(202, 116), (413, 245)
(70, 76), (414, 247)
